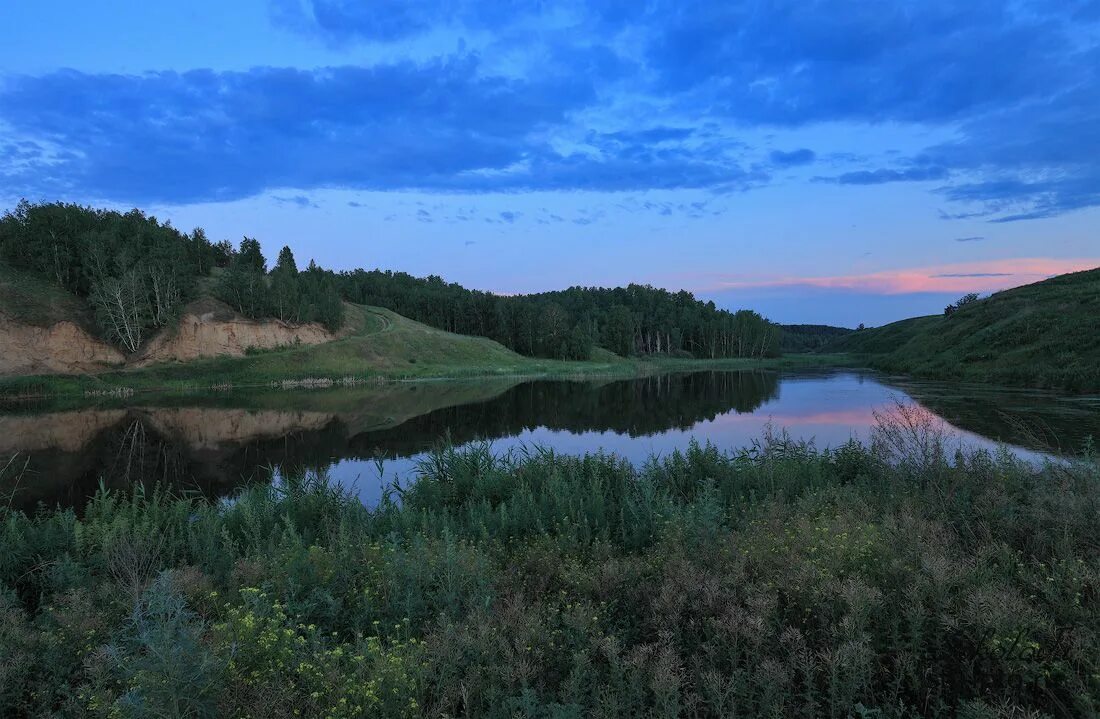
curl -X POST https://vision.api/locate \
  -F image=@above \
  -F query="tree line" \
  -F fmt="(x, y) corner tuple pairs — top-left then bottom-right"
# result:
(336, 270), (780, 360)
(1, 201), (779, 360)
(779, 324), (855, 354)
(0, 201), (222, 351)
(0, 202), (343, 351)
(216, 239), (344, 331)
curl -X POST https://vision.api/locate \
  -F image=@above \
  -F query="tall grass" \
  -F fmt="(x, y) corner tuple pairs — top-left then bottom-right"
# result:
(1, 417), (1097, 717)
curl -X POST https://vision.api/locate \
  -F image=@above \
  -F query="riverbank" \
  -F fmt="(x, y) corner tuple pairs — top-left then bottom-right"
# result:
(0, 337), (851, 402)
(2, 436), (1096, 717)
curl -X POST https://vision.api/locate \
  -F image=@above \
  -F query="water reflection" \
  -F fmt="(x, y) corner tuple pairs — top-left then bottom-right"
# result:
(1, 370), (1096, 510)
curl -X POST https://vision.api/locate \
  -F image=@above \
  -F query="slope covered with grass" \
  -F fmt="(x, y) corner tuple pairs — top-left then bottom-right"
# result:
(3, 303), (642, 396)
(0, 264), (96, 331)
(832, 267), (1100, 392)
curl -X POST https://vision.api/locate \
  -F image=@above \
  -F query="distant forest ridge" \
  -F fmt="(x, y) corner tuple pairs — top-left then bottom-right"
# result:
(778, 324), (855, 354)
(0, 201), (781, 360)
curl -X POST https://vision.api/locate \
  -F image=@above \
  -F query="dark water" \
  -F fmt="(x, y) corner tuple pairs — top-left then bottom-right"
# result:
(2, 369), (1097, 510)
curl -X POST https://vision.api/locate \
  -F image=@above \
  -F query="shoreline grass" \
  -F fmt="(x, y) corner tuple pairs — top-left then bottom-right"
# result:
(0, 352), (853, 403)
(2, 421), (1097, 717)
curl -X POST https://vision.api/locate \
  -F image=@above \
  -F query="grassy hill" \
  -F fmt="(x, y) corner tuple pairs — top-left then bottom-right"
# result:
(1, 303), (555, 395)
(832, 267), (1100, 392)
(0, 263), (97, 331)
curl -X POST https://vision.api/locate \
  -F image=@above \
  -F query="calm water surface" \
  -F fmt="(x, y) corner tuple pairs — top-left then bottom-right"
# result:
(2, 369), (1097, 510)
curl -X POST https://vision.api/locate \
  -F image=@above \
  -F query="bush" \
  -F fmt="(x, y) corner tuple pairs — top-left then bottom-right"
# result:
(0, 431), (1097, 717)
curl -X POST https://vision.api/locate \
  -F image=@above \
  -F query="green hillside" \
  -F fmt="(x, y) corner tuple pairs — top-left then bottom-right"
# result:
(0, 263), (96, 331)
(832, 267), (1100, 392)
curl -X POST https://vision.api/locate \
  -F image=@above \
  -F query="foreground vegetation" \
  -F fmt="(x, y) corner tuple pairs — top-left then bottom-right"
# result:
(832, 268), (1100, 392)
(2, 413), (1097, 717)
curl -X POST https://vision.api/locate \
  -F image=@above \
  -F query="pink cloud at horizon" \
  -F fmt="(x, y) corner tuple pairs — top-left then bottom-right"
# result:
(690, 258), (1100, 296)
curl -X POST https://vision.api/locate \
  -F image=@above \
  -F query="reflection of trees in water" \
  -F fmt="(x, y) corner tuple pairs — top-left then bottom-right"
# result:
(9, 415), (264, 512)
(347, 370), (779, 459)
(8, 371), (778, 510)
(104, 418), (190, 486)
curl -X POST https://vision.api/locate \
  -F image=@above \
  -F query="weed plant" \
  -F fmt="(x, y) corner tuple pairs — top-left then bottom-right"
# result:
(1, 411), (1097, 717)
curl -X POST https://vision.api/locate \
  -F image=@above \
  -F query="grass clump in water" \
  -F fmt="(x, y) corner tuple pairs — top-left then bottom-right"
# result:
(1, 417), (1098, 717)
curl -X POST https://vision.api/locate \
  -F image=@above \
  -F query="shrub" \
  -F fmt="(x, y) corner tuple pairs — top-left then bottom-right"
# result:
(0, 433), (1097, 717)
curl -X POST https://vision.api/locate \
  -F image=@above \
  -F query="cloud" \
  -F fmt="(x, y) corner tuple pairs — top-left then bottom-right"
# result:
(816, 166), (949, 185)
(2, 0), (1097, 220)
(0, 59), (763, 204)
(0, 60), (598, 204)
(690, 258), (1100, 295)
(280, 1), (1077, 125)
(270, 0), (542, 43)
(646, 1), (1075, 125)
(768, 148), (816, 167)
(601, 127), (695, 145)
(954, 236), (985, 242)
(929, 272), (1010, 278)
(273, 194), (317, 208)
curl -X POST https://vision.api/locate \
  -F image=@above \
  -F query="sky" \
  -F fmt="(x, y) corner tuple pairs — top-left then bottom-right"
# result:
(1, 1), (1098, 327)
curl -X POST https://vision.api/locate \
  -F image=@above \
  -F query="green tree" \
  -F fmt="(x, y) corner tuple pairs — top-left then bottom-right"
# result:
(217, 239), (269, 318)
(237, 237), (267, 273)
(270, 246), (302, 322)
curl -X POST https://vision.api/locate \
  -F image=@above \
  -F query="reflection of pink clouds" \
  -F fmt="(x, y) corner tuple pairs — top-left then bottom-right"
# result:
(693, 258), (1100, 296)
(710, 407), (877, 426)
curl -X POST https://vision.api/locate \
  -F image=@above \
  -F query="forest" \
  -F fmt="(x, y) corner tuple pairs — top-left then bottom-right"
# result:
(778, 324), (854, 354)
(337, 269), (779, 360)
(0, 201), (779, 362)
(0, 202), (344, 351)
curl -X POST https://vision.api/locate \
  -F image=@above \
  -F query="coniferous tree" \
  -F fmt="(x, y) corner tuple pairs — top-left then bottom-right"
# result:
(217, 239), (269, 318)
(270, 246), (302, 322)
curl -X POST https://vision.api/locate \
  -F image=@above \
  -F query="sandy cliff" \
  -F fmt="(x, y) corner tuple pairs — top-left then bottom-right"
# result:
(140, 407), (335, 449)
(134, 300), (337, 366)
(0, 316), (126, 376)
(0, 298), (341, 377)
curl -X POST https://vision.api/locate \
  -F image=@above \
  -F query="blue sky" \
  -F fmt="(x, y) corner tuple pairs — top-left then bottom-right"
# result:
(2, 0), (1098, 326)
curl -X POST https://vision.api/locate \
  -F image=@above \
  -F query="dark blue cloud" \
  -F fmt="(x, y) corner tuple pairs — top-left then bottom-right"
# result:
(0, 58), (759, 203)
(278, 1), (1079, 126)
(769, 149), (815, 167)
(816, 166), (949, 185)
(646, 1), (1075, 126)
(0, 59), (600, 203)
(601, 127), (695, 145)
(2, 0), (1097, 219)
(954, 236), (986, 242)
(923, 66), (1100, 221)
(273, 194), (317, 208)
